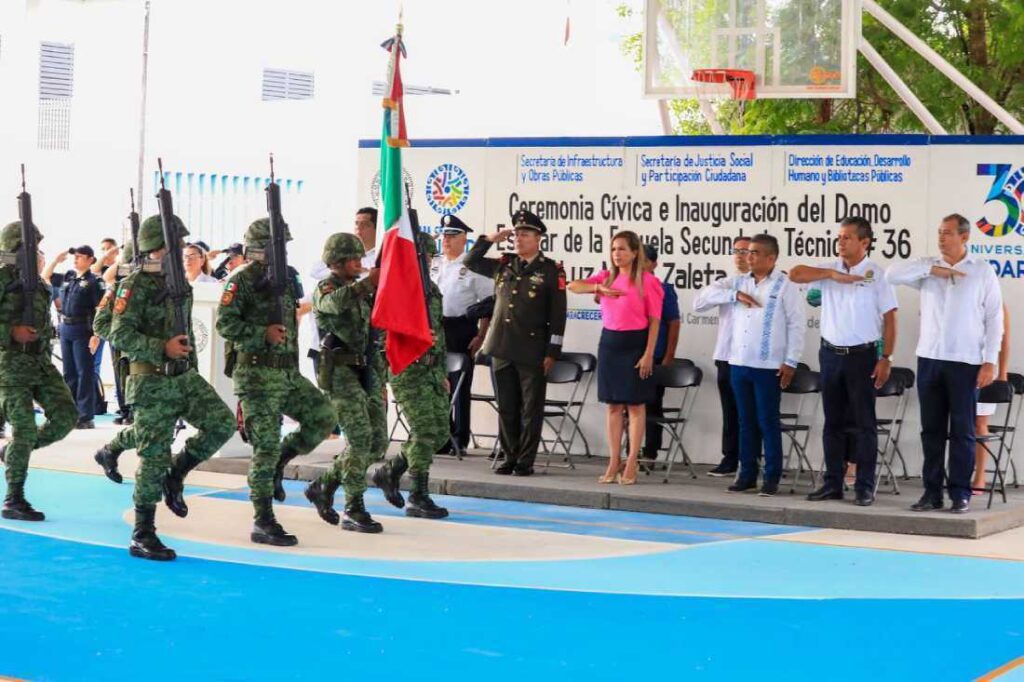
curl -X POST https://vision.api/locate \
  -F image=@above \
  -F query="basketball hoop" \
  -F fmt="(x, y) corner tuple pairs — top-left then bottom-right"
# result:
(691, 69), (757, 101)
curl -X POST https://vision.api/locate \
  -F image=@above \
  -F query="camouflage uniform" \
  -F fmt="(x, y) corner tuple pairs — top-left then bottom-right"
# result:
(0, 222), (77, 521)
(304, 233), (387, 533)
(374, 233), (450, 519)
(93, 243), (137, 484)
(216, 219), (334, 546)
(108, 215), (234, 561)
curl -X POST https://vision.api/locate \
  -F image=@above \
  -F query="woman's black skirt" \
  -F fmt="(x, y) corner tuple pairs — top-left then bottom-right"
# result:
(597, 328), (655, 405)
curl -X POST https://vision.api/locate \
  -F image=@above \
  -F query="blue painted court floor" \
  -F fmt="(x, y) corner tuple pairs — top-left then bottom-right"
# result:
(1, 468), (1023, 681)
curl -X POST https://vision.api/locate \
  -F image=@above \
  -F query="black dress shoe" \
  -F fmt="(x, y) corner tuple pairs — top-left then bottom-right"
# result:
(854, 491), (875, 507)
(494, 462), (515, 475)
(76, 419), (95, 430)
(806, 486), (844, 501)
(727, 480), (758, 493)
(512, 466), (534, 477)
(758, 481), (779, 497)
(707, 464), (738, 478)
(950, 498), (970, 514)
(910, 494), (944, 512)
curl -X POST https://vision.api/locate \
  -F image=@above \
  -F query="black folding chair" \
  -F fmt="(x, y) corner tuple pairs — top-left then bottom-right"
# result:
(780, 362), (812, 424)
(874, 370), (909, 494)
(781, 367), (821, 492)
(646, 363), (702, 483)
(538, 360), (585, 471)
(436, 352), (471, 460)
(550, 351), (596, 459)
(469, 352), (502, 455)
(876, 366), (915, 481)
(976, 380), (1015, 508)
(989, 372), (1024, 489)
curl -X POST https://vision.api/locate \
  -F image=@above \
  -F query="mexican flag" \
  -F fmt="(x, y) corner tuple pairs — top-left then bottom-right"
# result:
(370, 27), (432, 375)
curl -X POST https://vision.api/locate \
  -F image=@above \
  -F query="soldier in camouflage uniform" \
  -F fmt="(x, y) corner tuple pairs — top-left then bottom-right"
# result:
(0, 221), (77, 521)
(373, 232), (450, 519)
(109, 215), (235, 561)
(304, 233), (388, 533)
(94, 242), (138, 484)
(216, 218), (334, 546)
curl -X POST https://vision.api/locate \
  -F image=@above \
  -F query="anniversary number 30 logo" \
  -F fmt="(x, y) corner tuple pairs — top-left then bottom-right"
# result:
(977, 163), (1024, 237)
(425, 163), (470, 214)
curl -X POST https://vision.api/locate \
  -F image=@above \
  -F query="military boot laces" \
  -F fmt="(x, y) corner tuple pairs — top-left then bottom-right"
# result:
(162, 451), (203, 518)
(272, 448), (300, 503)
(2, 484), (45, 522)
(406, 471), (449, 519)
(251, 503), (298, 547)
(372, 454), (408, 509)
(342, 496), (383, 534)
(128, 507), (176, 561)
(94, 445), (124, 484)
(304, 478), (340, 525)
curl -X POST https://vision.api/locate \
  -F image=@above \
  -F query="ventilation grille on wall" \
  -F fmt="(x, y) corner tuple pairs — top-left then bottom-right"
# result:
(261, 68), (314, 101)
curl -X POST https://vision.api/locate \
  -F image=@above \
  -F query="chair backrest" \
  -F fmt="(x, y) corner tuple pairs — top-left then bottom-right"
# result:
(475, 352), (492, 367)
(654, 363), (702, 389)
(546, 359), (583, 384)
(446, 352), (469, 374)
(892, 366), (915, 390)
(1007, 372), (1024, 396)
(978, 380), (1013, 405)
(875, 372), (905, 398)
(671, 358), (695, 367)
(797, 362), (811, 371)
(784, 368), (821, 395)
(561, 351), (597, 373)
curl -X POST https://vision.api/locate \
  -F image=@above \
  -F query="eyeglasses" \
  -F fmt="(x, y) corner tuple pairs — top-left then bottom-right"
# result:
(733, 248), (750, 255)
(183, 254), (202, 261)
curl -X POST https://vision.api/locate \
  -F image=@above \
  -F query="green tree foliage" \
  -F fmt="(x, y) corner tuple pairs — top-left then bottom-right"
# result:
(618, 0), (1024, 134)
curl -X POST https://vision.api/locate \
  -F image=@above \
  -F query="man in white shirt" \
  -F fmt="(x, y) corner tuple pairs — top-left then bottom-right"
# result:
(704, 234), (805, 496)
(887, 213), (1003, 514)
(790, 217), (898, 506)
(430, 214), (493, 456)
(693, 235), (760, 477)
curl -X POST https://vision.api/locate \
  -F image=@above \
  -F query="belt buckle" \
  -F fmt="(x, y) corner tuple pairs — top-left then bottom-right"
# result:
(835, 346), (850, 356)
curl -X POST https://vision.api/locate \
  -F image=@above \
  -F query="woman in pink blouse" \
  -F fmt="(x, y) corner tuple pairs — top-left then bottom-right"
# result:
(568, 231), (663, 485)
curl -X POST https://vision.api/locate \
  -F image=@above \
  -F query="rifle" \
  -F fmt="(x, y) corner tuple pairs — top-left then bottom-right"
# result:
(15, 164), (40, 328)
(155, 158), (189, 338)
(129, 188), (142, 270)
(262, 153), (289, 329)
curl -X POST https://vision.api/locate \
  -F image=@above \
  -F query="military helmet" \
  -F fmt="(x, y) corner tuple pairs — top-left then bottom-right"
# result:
(417, 231), (438, 258)
(138, 214), (189, 252)
(0, 221), (43, 252)
(322, 232), (365, 265)
(120, 240), (135, 263)
(244, 218), (293, 248)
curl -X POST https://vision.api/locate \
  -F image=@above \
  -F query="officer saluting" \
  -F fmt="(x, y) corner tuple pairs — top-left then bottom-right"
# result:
(431, 214), (493, 457)
(464, 209), (567, 476)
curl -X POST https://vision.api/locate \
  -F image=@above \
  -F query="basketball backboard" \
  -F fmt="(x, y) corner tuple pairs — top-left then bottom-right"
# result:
(644, 0), (860, 99)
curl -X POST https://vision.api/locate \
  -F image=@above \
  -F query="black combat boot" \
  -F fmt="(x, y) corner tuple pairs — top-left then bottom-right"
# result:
(342, 496), (383, 533)
(371, 453), (408, 509)
(94, 445), (124, 484)
(405, 470), (448, 519)
(2, 482), (45, 522)
(128, 506), (176, 561)
(304, 476), (340, 525)
(251, 498), (298, 547)
(162, 450), (205, 518)
(272, 446), (300, 502)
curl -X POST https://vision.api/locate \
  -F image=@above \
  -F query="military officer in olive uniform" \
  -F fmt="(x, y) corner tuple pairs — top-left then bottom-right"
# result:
(464, 210), (567, 475)
(108, 215), (235, 561)
(0, 221), (77, 521)
(217, 218), (335, 546)
(374, 232), (450, 519)
(304, 233), (389, 533)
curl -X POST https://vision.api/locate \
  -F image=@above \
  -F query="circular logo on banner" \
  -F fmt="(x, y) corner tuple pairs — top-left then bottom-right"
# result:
(425, 163), (470, 214)
(370, 168), (416, 208)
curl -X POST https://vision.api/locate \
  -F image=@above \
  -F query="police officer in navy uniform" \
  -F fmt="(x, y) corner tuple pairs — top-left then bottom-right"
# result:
(464, 210), (567, 476)
(431, 214), (493, 456)
(43, 245), (105, 429)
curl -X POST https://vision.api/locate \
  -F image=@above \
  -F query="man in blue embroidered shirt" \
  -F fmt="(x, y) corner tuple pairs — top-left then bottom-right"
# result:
(701, 234), (805, 496)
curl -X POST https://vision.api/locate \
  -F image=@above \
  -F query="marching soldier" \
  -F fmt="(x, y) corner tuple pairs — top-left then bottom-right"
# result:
(216, 219), (334, 546)
(0, 221), (77, 520)
(464, 210), (567, 476)
(304, 233), (389, 533)
(374, 232), (450, 519)
(108, 215), (235, 561)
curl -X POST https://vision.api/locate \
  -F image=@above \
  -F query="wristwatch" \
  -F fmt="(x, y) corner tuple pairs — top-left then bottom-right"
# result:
(881, 354), (894, 363)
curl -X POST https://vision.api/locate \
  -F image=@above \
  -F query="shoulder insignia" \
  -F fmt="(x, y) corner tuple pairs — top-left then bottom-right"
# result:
(318, 280), (336, 295)
(500, 254), (511, 266)
(98, 290), (114, 310)
(220, 281), (239, 306)
(113, 286), (131, 315)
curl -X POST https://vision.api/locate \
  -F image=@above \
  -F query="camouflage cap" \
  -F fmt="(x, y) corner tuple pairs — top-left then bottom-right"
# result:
(0, 221), (44, 252)
(244, 218), (293, 248)
(138, 214), (189, 252)
(417, 231), (438, 258)
(120, 240), (134, 263)
(322, 232), (365, 265)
